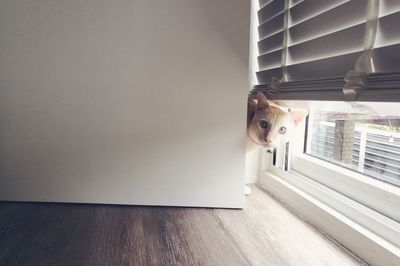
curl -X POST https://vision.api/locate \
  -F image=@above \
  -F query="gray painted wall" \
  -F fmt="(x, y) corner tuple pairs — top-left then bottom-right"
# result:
(0, 0), (250, 207)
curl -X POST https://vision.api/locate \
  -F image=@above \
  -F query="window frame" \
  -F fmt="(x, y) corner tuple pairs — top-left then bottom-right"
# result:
(297, 108), (400, 221)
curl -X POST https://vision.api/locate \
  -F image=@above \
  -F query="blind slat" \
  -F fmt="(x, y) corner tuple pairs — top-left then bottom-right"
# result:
(258, 31), (284, 55)
(258, 50), (282, 70)
(370, 44), (400, 73)
(259, 0), (273, 9)
(289, 0), (349, 26)
(285, 52), (361, 81)
(258, 0), (285, 24)
(288, 24), (365, 65)
(375, 11), (400, 48)
(256, 67), (283, 84)
(258, 13), (284, 40)
(380, 0), (400, 17)
(371, 1), (400, 72)
(289, 0), (366, 46)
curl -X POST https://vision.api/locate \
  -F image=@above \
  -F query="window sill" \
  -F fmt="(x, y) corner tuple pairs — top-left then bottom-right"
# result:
(258, 170), (400, 266)
(290, 154), (400, 222)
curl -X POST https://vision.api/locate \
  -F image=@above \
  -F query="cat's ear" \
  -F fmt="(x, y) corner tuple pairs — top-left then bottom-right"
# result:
(289, 109), (309, 126)
(256, 92), (269, 110)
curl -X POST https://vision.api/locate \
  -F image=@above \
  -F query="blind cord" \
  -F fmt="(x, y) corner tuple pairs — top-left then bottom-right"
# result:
(387, 115), (395, 143)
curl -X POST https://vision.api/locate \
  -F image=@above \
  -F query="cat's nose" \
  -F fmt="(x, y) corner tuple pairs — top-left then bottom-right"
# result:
(264, 137), (271, 143)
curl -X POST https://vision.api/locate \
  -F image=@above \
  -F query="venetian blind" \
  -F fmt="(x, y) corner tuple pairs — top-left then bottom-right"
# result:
(252, 0), (400, 101)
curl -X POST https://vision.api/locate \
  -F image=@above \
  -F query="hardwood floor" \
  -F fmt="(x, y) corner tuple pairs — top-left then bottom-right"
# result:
(0, 186), (366, 266)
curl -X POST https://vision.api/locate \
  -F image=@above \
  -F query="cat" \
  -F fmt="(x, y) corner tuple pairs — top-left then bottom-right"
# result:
(245, 92), (308, 195)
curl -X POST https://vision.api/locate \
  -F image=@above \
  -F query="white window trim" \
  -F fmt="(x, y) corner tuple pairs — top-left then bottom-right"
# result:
(290, 154), (400, 222)
(257, 118), (400, 265)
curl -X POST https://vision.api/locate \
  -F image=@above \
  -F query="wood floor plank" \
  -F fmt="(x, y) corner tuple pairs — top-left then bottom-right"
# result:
(0, 203), (97, 266)
(162, 207), (250, 265)
(0, 187), (367, 266)
(214, 186), (366, 266)
(0, 204), (250, 265)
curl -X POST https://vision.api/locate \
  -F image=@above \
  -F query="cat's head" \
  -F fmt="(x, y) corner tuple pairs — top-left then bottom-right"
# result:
(248, 92), (308, 150)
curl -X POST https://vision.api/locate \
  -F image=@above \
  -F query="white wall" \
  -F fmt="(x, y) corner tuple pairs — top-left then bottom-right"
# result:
(246, 148), (261, 183)
(0, 0), (250, 208)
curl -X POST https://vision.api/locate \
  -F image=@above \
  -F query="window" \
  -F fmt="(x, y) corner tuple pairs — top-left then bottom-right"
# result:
(306, 101), (400, 187)
(251, 0), (400, 264)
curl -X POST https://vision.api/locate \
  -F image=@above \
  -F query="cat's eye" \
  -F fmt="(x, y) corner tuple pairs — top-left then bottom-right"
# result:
(279, 126), (286, 134)
(259, 120), (268, 129)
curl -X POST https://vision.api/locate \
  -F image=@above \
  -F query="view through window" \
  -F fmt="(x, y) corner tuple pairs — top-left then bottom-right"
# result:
(306, 102), (400, 187)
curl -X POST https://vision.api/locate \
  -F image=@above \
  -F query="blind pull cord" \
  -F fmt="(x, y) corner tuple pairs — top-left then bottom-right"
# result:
(343, 71), (367, 100)
(265, 0), (289, 98)
(343, 0), (380, 101)
(387, 115), (395, 143)
(280, 0), (290, 83)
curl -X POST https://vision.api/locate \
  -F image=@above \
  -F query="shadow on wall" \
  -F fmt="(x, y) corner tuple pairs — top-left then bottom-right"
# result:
(194, 0), (251, 68)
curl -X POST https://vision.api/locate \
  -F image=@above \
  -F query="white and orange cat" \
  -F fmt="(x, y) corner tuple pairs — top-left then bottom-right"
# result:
(245, 92), (308, 195)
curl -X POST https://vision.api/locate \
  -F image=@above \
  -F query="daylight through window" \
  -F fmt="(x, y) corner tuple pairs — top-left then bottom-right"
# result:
(306, 101), (400, 187)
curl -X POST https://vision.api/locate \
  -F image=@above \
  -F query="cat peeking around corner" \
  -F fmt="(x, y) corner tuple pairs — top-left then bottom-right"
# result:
(245, 92), (308, 195)
(247, 92), (308, 153)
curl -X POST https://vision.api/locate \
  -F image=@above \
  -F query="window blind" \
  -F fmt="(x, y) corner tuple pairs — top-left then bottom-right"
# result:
(252, 0), (400, 102)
